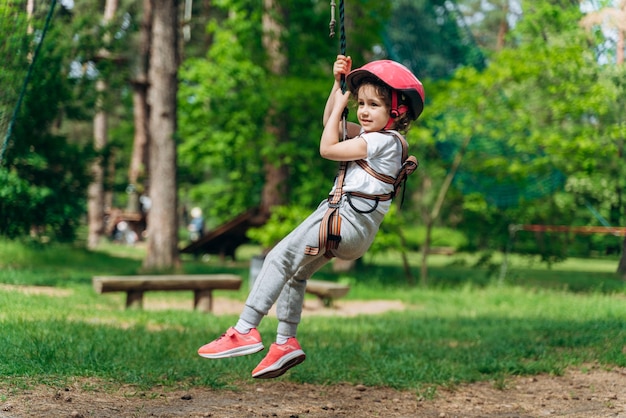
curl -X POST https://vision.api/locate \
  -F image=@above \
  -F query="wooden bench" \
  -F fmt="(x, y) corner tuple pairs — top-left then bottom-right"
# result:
(306, 279), (350, 307)
(92, 274), (242, 312)
(428, 246), (456, 255)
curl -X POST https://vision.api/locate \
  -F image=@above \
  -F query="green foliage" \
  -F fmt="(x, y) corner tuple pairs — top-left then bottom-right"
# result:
(0, 168), (47, 238)
(246, 205), (311, 249)
(4, 0), (625, 265)
(415, 2), (626, 260)
(384, 0), (485, 79)
(177, 0), (392, 226)
(178, 64), (335, 222)
(178, 23), (269, 219)
(405, 224), (469, 250)
(1, 4), (92, 241)
(0, 4), (30, 142)
(370, 205), (467, 255)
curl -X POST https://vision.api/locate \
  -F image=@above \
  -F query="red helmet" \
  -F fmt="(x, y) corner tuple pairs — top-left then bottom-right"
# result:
(347, 60), (425, 121)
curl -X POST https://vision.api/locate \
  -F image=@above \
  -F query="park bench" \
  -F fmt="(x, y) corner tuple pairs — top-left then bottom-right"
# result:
(93, 275), (349, 311)
(92, 274), (242, 312)
(428, 246), (456, 255)
(305, 279), (350, 307)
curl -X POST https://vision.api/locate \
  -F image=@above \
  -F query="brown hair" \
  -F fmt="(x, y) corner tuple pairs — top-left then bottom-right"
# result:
(355, 77), (413, 135)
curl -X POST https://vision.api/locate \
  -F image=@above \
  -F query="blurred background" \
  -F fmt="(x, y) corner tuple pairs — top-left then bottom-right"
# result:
(1, 0), (625, 281)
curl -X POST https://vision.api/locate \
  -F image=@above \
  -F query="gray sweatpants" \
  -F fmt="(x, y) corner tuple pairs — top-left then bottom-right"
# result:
(239, 195), (386, 337)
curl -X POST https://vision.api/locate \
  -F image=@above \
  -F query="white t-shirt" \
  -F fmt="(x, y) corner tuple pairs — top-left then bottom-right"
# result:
(329, 130), (404, 213)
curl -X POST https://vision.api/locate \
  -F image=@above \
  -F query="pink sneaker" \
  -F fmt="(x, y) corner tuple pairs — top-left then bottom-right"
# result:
(251, 337), (306, 379)
(198, 327), (264, 359)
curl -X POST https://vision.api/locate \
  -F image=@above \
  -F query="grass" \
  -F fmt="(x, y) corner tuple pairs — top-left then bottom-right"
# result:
(0, 238), (625, 394)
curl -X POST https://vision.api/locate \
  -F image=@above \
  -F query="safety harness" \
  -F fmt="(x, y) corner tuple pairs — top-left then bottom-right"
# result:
(304, 131), (419, 258)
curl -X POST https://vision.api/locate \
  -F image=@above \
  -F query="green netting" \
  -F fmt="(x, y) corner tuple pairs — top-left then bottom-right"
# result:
(436, 137), (566, 209)
(0, 0), (57, 165)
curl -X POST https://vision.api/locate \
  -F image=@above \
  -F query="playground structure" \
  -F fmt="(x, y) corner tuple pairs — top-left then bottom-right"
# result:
(179, 207), (267, 260)
(511, 224), (626, 236)
(499, 224), (626, 281)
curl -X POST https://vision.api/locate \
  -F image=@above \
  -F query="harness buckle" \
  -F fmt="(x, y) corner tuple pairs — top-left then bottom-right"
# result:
(327, 234), (342, 242)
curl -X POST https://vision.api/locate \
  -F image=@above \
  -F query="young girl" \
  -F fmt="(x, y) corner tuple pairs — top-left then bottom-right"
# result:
(197, 55), (424, 379)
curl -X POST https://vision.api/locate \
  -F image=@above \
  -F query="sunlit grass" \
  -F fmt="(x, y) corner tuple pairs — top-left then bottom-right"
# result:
(0, 238), (625, 392)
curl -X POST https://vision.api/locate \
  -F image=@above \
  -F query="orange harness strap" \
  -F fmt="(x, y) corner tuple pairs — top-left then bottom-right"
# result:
(304, 133), (419, 259)
(304, 160), (347, 258)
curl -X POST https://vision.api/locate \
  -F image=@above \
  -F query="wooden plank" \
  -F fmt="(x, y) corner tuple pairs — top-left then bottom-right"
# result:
(126, 290), (144, 309)
(514, 224), (626, 236)
(92, 274), (241, 294)
(306, 279), (350, 299)
(194, 289), (213, 312)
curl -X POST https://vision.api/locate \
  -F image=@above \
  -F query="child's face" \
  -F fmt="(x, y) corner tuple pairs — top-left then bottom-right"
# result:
(356, 84), (390, 132)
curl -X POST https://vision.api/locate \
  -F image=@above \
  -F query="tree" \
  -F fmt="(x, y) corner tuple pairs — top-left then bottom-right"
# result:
(177, 3), (270, 224)
(87, 0), (119, 249)
(580, 0), (626, 278)
(455, 0), (518, 51)
(142, 0), (180, 270)
(177, 0), (390, 228)
(0, 1), (92, 241)
(127, 0), (152, 214)
(384, 0), (485, 80)
(412, 1), (615, 282)
(259, 0), (289, 220)
(580, 0), (626, 65)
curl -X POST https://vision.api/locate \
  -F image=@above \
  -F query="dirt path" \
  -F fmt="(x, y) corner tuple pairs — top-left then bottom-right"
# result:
(1, 366), (625, 417)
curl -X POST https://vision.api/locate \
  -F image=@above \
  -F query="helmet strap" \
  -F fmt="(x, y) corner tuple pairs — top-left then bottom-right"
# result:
(385, 90), (407, 130)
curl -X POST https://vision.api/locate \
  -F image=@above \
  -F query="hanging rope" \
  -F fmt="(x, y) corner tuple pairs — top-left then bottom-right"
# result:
(329, 0), (348, 141)
(338, 0), (346, 83)
(329, 1), (336, 37)
(0, 0), (57, 167)
(338, 0), (348, 141)
(304, 1), (349, 258)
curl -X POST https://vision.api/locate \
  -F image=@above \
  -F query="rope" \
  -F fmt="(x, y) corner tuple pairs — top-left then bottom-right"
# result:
(305, 0), (349, 258)
(329, 0), (336, 37)
(339, 0), (348, 141)
(0, 0), (57, 167)
(339, 0), (346, 90)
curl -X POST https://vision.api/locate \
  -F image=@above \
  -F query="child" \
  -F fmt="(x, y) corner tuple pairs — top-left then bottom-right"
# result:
(197, 55), (424, 379)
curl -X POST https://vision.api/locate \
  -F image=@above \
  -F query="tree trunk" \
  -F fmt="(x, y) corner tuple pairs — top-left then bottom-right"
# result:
(142, 0), (180, 271)
(616, 2), (625, 279)
(87, 100), (106, 249)
(128, 0), (152, 214)
(618, 236), (626, 279)
(87, 0), (119, 249)
(259, 0), (288, 220)
(420, 218), (434, 286)
(398, 226), (415, 286)
(616, 16), (624, 66)
(420, 133), (472, 286)
(260, 123), (289, 218)
(495, 2), (509, 51)
(616, 18), (625, 279)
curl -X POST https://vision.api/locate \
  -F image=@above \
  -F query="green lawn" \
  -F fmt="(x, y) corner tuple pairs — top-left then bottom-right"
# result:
(0, 239), (625, 395)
